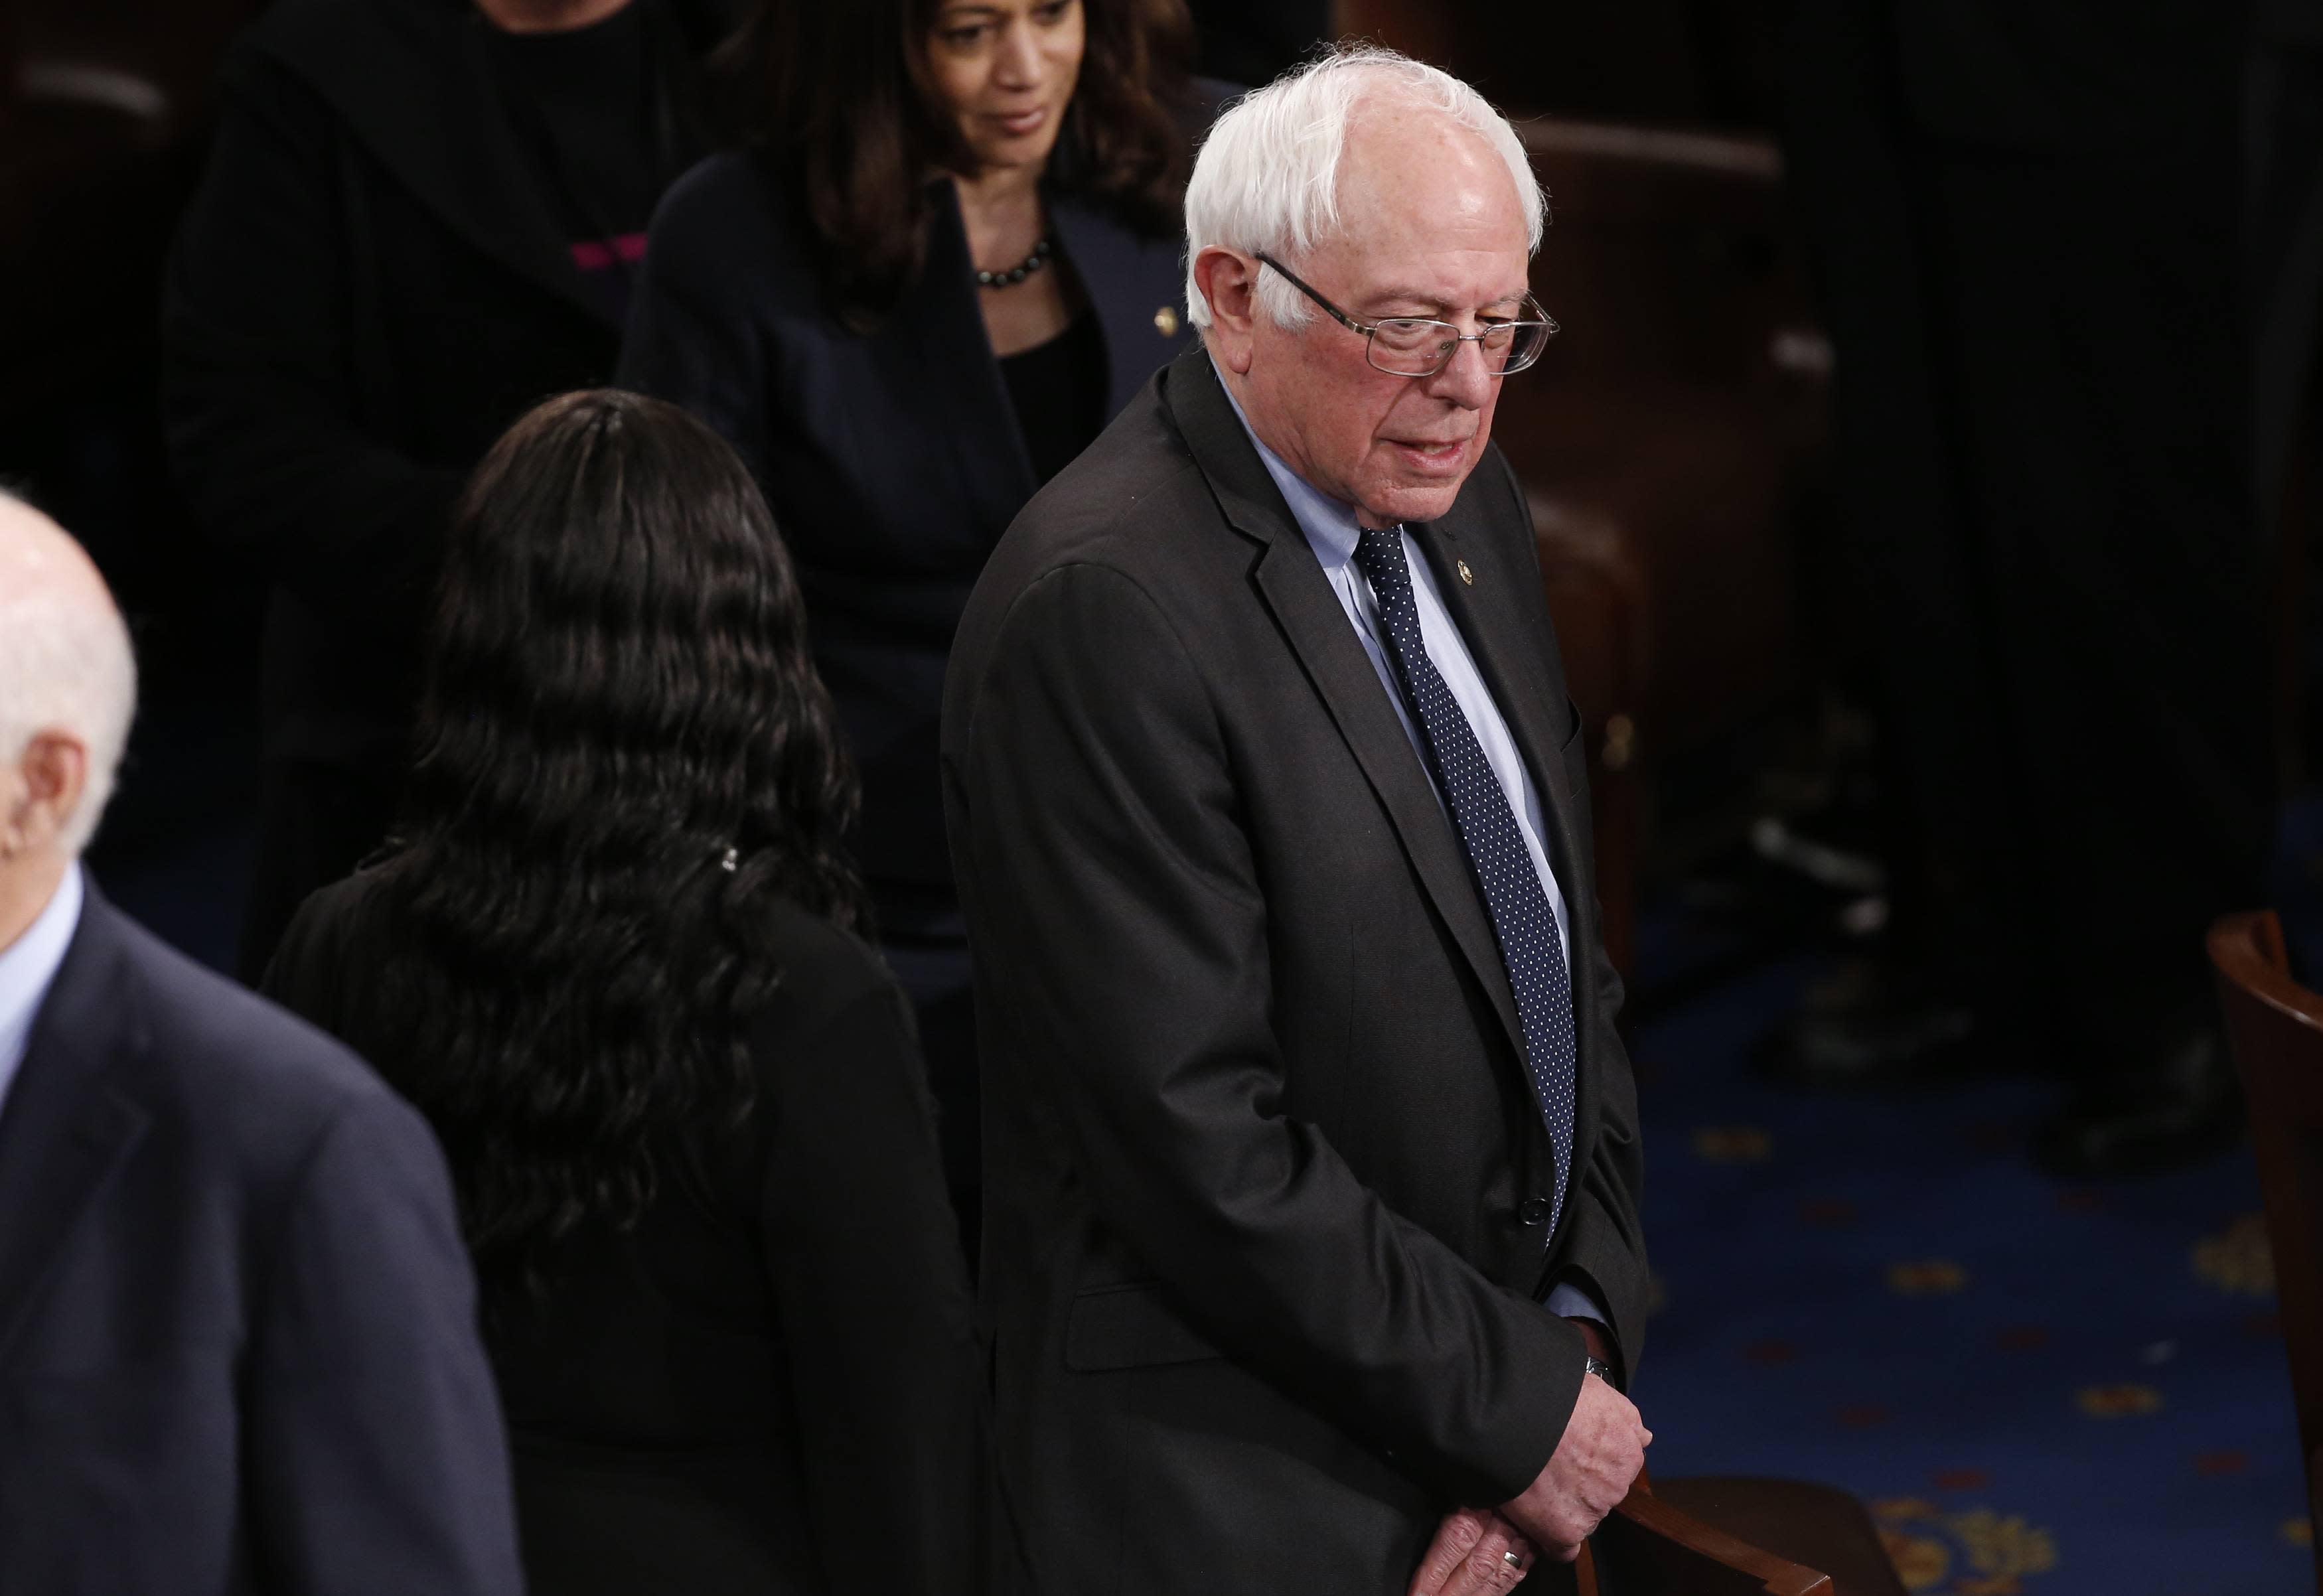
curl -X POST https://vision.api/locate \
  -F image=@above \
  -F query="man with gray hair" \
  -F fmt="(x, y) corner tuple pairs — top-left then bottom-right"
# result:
(0, 490), (522, 1593)
(945, 45), (1651, 1596)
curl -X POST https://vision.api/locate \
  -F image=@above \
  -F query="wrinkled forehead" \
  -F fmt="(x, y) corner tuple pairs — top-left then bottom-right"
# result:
(1315, 104), (1533, 301)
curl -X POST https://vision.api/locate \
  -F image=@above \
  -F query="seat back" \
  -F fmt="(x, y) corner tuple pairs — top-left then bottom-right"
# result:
(1576, 1484), (1833, 1596)
(2210, 908), (2323, 1593)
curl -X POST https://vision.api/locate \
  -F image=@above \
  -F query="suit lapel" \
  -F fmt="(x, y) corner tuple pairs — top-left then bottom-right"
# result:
(909, 183), (1041, 524)
(0, 892), (149, 1368)
(1050, 194), (1196, 419)
(1416, 482), (1610, 1213)
(1165, 354), (1527, 1061)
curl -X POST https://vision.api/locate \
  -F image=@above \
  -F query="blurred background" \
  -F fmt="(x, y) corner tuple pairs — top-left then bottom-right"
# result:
(4, 0), (2318, 1590)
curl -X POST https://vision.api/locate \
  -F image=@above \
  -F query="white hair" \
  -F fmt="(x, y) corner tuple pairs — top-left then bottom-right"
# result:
(0, 490), (137, 855)
(1183, 43), (1546, 331)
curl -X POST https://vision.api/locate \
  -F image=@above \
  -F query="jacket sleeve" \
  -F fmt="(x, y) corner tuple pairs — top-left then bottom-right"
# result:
(760, 981), (986, 1596)
(615, 169), (774, 488)
(161, 50), (463, 618)
(1547, 940), (1649, 1386)
(242, 1096), (525, 1596)
(958, 559), (1587, 1506)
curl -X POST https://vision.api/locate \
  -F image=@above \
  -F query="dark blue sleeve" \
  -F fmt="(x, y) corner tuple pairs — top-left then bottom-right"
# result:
(242, 1092), (524, 1596)
(617, 159), (776, 488)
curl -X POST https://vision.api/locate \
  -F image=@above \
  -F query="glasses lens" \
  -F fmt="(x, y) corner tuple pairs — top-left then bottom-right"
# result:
(1493, 320), (1552, 375)
(1369, 319), (1458, 376)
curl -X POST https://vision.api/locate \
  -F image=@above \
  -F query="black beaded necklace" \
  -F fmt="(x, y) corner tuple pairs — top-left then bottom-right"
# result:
(975, 236), (1053, 289)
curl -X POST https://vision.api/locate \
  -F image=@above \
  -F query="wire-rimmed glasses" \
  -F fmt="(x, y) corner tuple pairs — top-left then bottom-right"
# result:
(1256, 252), (1558, 378)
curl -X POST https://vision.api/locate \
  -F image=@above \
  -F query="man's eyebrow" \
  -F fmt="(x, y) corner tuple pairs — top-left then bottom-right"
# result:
(1359, 287), (1531, 315)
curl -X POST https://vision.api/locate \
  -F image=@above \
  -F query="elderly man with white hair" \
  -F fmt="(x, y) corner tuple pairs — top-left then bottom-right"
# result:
(0, 490), (522, 1594)
(944, 45), (1651, 1596)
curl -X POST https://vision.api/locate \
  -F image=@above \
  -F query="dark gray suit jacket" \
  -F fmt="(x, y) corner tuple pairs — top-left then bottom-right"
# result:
(942, 350), (1649, 1595)
(0, 887), (522, 1595)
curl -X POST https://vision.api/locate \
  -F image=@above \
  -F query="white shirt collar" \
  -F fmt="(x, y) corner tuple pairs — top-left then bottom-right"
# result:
(0, 863), (87, 1113)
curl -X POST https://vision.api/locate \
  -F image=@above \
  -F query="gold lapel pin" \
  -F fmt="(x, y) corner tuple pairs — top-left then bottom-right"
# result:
(1457, 559), (1475, 585)
(1154, 305), (1180, 337)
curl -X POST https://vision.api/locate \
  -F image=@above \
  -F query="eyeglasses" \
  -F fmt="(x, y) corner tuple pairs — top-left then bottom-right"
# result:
(1256, 253), (1558, 378)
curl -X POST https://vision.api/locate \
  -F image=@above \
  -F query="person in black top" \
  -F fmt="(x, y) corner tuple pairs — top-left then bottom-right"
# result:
(263, 390), (983, 1596)
(619, 0), (1224, 1260)
(163, 0), (737, 983)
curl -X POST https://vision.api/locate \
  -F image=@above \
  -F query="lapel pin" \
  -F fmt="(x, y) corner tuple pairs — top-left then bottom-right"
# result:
(1457, 559), (1474, 585)
(1154, 305), (1180, 336)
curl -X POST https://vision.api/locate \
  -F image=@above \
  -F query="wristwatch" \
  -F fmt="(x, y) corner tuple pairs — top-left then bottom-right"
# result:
(1583, 1354), (1615, 1384)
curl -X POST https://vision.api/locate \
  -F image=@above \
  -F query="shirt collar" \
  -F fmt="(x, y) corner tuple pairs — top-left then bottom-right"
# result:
(1213, 358), (1369, 569)
(0, 862), (86, 1095)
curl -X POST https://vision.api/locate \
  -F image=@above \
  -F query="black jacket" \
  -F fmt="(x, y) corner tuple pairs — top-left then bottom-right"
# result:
(263, 872), (984, 1596)
(0, 884), (521, 1595)
(617, 150), (1203, 916)
(163, 0), (733, 778)
(942, 350), (1650, 1595)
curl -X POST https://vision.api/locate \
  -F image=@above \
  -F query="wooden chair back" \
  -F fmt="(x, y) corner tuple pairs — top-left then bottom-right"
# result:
(1570, 1480), (1835, 1595)
(2209, 908), (2323, 1592)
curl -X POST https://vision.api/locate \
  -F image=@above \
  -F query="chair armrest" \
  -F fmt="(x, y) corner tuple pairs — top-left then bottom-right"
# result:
(1596, 1482), (1835, 1596)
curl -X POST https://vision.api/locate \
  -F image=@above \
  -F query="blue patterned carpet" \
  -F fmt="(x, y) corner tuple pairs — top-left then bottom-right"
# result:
(83, 682), (2308, 1595)
(1629, 939), (2302, 1596)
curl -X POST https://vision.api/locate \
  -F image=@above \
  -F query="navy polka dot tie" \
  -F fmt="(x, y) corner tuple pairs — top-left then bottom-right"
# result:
(1352, 526), (1578, 1240)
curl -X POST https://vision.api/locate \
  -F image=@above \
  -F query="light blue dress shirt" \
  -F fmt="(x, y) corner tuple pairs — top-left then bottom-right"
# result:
(1217, 372), (1606, 1333)
(1218, 376), (1572, 971)
(0, 863), (86, 1122)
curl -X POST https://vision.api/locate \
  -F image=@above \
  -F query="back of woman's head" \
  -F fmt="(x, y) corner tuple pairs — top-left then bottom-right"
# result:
(354, 388), (864, 1279)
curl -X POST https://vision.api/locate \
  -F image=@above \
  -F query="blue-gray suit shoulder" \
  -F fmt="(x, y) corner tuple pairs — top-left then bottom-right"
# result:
(0, 889), (523, 1595)
(104, 892), (439, 1184)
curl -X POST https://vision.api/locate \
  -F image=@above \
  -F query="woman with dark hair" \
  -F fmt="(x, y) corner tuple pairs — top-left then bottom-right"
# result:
(262, 390), (982, 1596)
(618, 0), (1225, 1250)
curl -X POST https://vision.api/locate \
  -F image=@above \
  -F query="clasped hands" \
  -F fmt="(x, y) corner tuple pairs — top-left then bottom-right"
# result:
(1406, 1323), (1651, 1596)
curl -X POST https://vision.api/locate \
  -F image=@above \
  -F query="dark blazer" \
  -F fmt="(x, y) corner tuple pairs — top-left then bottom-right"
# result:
(263, 872), (986, 1596)
(0, 885), (520, 1595)
(617, 152), (1200, 913)
(941, 350), (1650, 1595)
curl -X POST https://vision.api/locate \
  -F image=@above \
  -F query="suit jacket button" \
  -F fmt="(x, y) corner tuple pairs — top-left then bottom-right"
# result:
(1517, 1197), (1552, 1228)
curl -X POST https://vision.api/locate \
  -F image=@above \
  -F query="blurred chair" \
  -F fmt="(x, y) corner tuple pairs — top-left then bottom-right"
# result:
(1574, 1474), (1907, 1596)
(1507, 116), (1825, 759)
(2209, 908), (2323, 1593)
(1505, 117), (1829, 979)
(1535, 492), (1649, 978)
(0, 0), (260, 419)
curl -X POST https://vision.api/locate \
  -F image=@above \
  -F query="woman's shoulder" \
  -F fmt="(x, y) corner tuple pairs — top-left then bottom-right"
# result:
(637, 151), (827, 321)
(1182, 75), (1246, 139)
(747, 901), (907, 1041)
(263, 862), (401, 1020)
(655, 151), (799, 259)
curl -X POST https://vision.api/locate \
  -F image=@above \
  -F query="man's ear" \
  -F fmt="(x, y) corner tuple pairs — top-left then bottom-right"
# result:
(1192, 247), (1260, 374)
(1, 731), (90, 858)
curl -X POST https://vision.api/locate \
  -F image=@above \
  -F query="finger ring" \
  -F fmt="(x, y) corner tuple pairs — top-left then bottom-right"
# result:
(1503, 1550), (1524, 1567)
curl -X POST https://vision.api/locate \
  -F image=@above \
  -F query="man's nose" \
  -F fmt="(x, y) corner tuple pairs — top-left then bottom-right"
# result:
(1424, 334), (1497, 409)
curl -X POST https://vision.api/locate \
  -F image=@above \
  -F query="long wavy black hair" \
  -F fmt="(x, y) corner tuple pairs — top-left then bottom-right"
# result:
(744, 0), (1196, 330)
(340, 389), (866, 1281)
